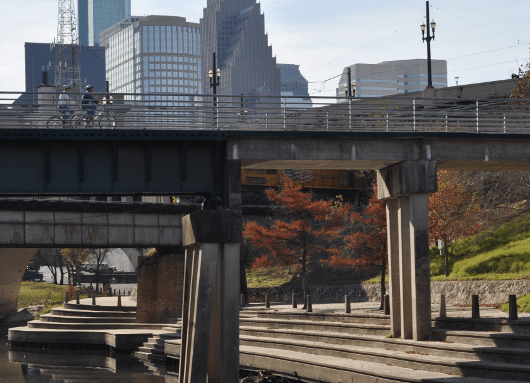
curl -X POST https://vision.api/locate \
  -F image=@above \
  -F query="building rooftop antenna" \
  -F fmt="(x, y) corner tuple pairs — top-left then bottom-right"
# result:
(54, 0), (81, 91)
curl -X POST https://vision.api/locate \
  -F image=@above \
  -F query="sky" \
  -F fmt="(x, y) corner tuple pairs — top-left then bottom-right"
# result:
(1, 0), (529, 97)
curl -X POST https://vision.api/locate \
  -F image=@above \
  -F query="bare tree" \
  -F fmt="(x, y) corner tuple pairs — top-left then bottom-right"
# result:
(88, 248), (110, 292)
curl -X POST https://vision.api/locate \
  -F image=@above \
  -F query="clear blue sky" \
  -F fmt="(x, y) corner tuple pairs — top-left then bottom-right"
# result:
(1, 0), (528, 96)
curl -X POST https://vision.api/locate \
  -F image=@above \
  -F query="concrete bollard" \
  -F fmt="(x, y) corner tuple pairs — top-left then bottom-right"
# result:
(306, 295), (312, 313)
(76, 291), (80, 305)
(439, 294), (446, 318)
(472, 295), (480, 319)
(384, 295), (390, 315)
(265, 294), (270, 309)
(118, 295), (122, 308)
(92, 293), (96, 306)
(118, 290), (121, 296)
(345, 295), (351, 314)
(64, 292), (70, 305)
(113, 289), (116, 296)
(509, 295), (518, 321)
(292, 293), (297, 309)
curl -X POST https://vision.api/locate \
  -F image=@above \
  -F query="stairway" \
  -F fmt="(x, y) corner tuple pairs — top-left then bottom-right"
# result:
(238, 310), (530, 382)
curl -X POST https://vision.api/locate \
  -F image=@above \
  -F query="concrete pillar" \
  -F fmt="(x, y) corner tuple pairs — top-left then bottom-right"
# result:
(398, 196), (413, 340)
(472, 295), (480, 319)
(292, 293), (297, 309)
(409, 194), (431, 341)
(509, 295), (518, 321)
(345, 295), (351, 314)
(439, 294), (446, 318)
(385, 199), (401, 338)
(306, 296), (312, 313)
(0, 249), (39, 321)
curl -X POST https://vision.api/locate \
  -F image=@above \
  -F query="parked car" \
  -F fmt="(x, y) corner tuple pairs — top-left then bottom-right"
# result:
(81, 263), (115, 274)
(23, 269), (43, 281)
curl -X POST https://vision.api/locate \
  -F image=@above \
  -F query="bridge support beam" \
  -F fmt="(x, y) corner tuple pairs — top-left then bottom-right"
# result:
(378, 161), (437, 341)
(179, 210), (242, 383)
(0, 248), (39, 321)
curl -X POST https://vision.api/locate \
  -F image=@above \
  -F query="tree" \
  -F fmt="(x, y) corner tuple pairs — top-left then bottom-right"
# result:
(511, 55), (530, 99)
(33, 249), (64, 285)
(324, 181), (388, 309)
(428, 171), (482, 276)
(88, 248), (110, 292)
(60, 248), (89, 286)
(244, 178), (351, 307)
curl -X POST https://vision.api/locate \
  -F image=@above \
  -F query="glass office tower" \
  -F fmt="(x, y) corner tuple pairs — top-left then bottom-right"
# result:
(87, 0), (131, 46)
(336, 59), (448, 99)
(278, 63), (312, 108)
(100, 16), (201, 103)
(78, 0), (89, 46)
(201, 0), (280, 106)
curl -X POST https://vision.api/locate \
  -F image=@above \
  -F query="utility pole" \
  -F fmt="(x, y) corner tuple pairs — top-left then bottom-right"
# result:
(54, 0), (81, 92)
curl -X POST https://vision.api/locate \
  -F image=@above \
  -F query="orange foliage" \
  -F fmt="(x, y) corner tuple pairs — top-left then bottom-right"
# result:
(252, 254), (271, 270)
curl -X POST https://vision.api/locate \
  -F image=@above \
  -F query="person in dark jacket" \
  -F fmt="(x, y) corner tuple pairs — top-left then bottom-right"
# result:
(81, 85), (98, 127)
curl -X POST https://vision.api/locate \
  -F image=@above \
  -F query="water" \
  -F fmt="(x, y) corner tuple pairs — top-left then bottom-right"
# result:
(0, 325), (176, 383)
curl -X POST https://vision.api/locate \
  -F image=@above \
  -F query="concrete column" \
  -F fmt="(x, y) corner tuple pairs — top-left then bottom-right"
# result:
(0, 249), (39, 321)
(409, 194), (431, 341)
(398, 196), (413, 340)
(385, 199), (401, 338)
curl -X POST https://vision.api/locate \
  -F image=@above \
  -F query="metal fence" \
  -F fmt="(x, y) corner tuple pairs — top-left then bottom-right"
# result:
(2, 91), (530, 133)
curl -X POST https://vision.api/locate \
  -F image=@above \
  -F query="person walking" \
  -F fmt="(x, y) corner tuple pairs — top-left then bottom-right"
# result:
(58, 85), (74, 122)
(81, 85), (98, 127)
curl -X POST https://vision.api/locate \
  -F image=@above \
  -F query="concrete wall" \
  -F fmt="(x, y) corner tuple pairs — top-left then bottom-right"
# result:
(248, 280), (530, 305)
(0, 248), (39, 321)
(136, 251), (184, 323)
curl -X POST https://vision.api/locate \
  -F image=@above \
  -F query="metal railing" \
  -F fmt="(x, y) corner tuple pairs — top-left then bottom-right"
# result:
(2, 91), (530, 133)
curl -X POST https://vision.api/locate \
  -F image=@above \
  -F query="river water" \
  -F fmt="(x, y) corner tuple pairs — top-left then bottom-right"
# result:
(0, 325), (176, 383)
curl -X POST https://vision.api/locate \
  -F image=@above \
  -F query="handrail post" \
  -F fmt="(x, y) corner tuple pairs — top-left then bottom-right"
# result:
(283, 98), (287, 131)
(349, 98), (352, 131)
(476, 100), (479, 133)
(413, 98), (416, 132)
(445, 113), (448, 132)
(504, 113), (506, 134)
(265, 110), (268, 130)
(326, 111), (329, 131)
(386, 113), (389, 132)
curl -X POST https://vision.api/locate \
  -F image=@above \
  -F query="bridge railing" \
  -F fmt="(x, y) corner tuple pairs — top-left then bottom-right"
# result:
(2, 91), (530, 133)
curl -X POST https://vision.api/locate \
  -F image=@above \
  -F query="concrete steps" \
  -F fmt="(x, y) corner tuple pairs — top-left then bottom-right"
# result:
(39, 314), (136, 324)
(431, 328), (530, 348)
(135, 332), (181, 362)
(52, 307), (136, 318)
(433, 317), (530, 334)
(64, 303), (136, 312)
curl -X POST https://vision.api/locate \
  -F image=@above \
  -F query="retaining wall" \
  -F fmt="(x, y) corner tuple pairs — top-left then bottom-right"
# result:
(247, 280), (530, 305)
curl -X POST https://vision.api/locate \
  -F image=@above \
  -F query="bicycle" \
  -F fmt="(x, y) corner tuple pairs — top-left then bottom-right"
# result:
(47, 110), (81, 128)
(76, 110), (116, 128)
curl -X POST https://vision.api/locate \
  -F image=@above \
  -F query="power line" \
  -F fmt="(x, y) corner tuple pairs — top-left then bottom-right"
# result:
(449, 57), (527, 73)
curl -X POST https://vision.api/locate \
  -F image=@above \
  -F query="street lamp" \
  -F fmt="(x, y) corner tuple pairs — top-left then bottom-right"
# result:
(421, 1), (436, 88)
(209, 53), (221, 128)
(344, 84), (356, 98)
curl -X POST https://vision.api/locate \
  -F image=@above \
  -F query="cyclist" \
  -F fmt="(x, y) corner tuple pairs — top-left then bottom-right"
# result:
(81, 85), (98, 127)
(57, 85), (73, 121)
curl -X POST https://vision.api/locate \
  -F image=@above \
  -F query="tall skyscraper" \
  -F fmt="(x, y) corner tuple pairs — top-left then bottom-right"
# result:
(100, 16), (202, 102)
(200, 0), (280, 104)
(277, 63), (312, 108)
(78, 0), (131, 46)
(336, 59), (448, 99)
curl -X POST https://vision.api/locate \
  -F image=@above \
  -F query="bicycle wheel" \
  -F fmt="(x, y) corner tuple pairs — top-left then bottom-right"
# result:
(47, 116), (64, 128)
(98, 114), (116, 129)
(76, 116), (93, 129)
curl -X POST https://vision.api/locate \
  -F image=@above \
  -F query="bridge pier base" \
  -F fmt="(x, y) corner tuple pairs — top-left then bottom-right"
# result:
(378, 161), (437, 341)
(179, 210), (242, 383)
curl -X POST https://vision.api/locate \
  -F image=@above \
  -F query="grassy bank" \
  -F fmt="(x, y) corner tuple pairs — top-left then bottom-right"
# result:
(501, 294), (530, 313)
(18, 282), (69, 309)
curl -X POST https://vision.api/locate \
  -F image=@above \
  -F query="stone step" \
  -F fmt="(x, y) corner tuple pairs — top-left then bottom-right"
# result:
(240, 317), (390, 337)
(51, 308), (136, 318)
(240, 339), (530, 382)
(433, 317), (530, 334)
(256, 311), (390, 325)
(240, 345), (527, 383)
(64, 303), (136, 312)
(431, 329), (530, 348)
(159, 332), (181, 340)
(39, 314), (136, 324)
(138, 346), (165, 356)
(240, 326), (530, 365)
(162, 326), (181, 332)
(26, 320), (173, 330)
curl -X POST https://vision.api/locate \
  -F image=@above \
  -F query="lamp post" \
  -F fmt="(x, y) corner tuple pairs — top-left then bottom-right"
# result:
(208, 52), (221, 127)
(343, 67), (356, 98)
(421, 1), (436, 89)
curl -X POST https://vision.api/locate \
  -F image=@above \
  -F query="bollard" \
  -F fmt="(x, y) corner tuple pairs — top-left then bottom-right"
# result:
(240, 294), (245, 308)
(472, 295), (480, 319)
(64, 292), (70, 305)
(439, 294), (446, 318)
(76, 291), (80, 305)
(265, 294), (270, 309)
(306, 295), (312, 313)
(292, 293), (297, 309)
(92, 293), (96, 306)
(509, 295), (518, 321)
(119, 290), (121, 296)
(384, 295), (390, 315)
(345, 295), (351, 314)
(118, 295), (122, 308)
(113, 289), (116, 296)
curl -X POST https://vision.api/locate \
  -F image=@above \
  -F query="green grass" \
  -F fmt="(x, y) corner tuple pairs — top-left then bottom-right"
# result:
(246, 267), (294, 288)
(18, 282), (70, 309)
(430, 216), (530, 281)
(501, 294), (530, 313)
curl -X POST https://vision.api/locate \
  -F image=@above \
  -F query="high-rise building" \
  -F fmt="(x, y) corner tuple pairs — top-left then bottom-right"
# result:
(100, 16), (202, 102)
(200, 0), (280, 105)
(78, 0), (89, 46)
(277, 63), (312, 108)
(336, 59), (447, 99)
(78, 0), (131, 46)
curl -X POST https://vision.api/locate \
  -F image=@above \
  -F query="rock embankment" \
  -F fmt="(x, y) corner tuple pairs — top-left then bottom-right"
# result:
(247, 280), (530, 305)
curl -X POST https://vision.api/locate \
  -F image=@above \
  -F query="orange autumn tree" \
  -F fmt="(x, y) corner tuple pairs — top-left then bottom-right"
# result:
(244, 177), (352, 306)
(511, 52), (530, 99)
(324, 181), (388, 309)
(428, 171), (482, 276)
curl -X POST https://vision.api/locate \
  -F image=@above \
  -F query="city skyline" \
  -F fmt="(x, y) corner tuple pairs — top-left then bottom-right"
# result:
(1, 0), (529, 97)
